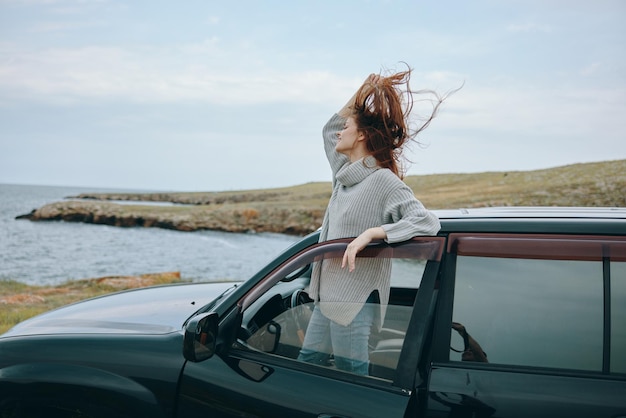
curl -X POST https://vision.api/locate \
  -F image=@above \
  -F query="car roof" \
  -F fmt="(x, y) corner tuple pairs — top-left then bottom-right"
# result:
(435, 206), (626, 220)
(434, 206), (626, 235)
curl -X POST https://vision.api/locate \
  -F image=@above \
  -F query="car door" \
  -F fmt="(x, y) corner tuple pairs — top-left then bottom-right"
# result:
(177, 237), (445, 418)
(423, 233), (626, 418)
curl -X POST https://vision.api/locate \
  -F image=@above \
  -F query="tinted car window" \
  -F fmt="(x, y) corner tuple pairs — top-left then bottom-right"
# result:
(452, 255), (603, 370)
(448, 235), (626, 373)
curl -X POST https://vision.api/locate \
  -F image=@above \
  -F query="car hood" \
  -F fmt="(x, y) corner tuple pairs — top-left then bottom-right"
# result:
(2, 281), (240, 338)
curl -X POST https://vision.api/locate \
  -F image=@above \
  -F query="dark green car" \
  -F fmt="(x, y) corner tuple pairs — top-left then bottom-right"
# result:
(1, 207), (625, 417)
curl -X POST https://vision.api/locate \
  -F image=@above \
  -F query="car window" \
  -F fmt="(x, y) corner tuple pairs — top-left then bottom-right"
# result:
(390, 258), (426, 288)
(448, 235), (625, 373)
(234, 238), (443, 381)
(452, 256), (603, 370)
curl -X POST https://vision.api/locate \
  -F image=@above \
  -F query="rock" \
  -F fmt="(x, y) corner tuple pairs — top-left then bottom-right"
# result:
(17, 200), (323, 236)
(15, 209), (36, 220)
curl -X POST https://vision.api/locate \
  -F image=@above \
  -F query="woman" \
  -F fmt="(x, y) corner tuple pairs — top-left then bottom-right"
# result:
(298, 68), (445, 375)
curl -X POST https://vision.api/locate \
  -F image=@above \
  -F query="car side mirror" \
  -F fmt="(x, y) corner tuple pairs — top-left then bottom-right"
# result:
(183, 312), (219, 362)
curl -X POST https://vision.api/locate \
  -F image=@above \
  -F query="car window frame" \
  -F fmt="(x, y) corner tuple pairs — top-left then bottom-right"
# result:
(431, 233), (626, 378)
(229, 236), (446, 389)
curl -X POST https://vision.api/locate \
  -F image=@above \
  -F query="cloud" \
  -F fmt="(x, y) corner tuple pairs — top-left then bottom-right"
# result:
(0, 41), (357, 106)
(2, 36), (622, 150)
(441, 81), (626, 136)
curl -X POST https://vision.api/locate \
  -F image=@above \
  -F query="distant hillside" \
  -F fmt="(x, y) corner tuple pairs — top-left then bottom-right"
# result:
(404, 159), (625, 208)
(19, 159), (625, 235)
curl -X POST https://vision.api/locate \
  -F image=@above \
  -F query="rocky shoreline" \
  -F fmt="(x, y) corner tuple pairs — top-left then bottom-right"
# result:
(16, 199), (325, 235)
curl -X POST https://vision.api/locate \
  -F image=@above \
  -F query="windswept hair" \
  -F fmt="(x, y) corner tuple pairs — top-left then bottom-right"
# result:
(352, 66), (457, 178)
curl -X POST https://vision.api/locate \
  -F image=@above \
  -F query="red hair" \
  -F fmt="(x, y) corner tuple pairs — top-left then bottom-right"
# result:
(352, 66), (451, 178)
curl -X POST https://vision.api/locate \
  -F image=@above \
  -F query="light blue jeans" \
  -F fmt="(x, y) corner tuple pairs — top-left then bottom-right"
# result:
(298, 296), (375, 376)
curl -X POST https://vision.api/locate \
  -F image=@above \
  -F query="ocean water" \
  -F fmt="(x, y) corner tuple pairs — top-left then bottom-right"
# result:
(0, 184), (300, 286)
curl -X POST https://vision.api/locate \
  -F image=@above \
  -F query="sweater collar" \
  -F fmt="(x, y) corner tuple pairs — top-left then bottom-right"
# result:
(336, 156), (380, 187)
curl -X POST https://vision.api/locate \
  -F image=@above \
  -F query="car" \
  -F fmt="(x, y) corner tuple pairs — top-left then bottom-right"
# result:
(1, 206), (625, 418)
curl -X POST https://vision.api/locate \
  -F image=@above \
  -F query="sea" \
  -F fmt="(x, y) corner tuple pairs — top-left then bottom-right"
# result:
(0, 183), (300, 286)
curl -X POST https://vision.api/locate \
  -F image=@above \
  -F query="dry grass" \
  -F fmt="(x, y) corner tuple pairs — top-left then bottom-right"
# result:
(74, 159), (625, 210)
(405, 160), (625, 208)
(0, 272), (183, 334)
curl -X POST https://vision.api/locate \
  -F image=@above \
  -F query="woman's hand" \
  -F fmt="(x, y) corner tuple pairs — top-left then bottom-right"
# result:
(338, 73), (383, 118)
(366, 73), (382, 86)
(342, 227), (387, 272)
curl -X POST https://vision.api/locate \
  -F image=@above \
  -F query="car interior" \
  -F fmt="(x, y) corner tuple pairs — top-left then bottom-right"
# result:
(235, 257), (427, 380)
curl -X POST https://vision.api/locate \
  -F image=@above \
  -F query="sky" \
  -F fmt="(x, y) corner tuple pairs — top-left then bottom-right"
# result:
(0, 0), (625, 192)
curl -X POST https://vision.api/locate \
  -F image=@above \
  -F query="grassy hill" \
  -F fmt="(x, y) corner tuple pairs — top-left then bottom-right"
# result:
(405, 159), (625, 208)
(22, 159), (625, 235)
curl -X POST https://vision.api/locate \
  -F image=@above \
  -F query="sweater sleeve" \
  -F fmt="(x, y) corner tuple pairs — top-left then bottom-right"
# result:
(381, 183), (441, 243)
(322, 113), (350, 178)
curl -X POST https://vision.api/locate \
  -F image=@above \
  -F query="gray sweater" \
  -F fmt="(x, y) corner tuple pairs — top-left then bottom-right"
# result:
(309, 113), (441, 326)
